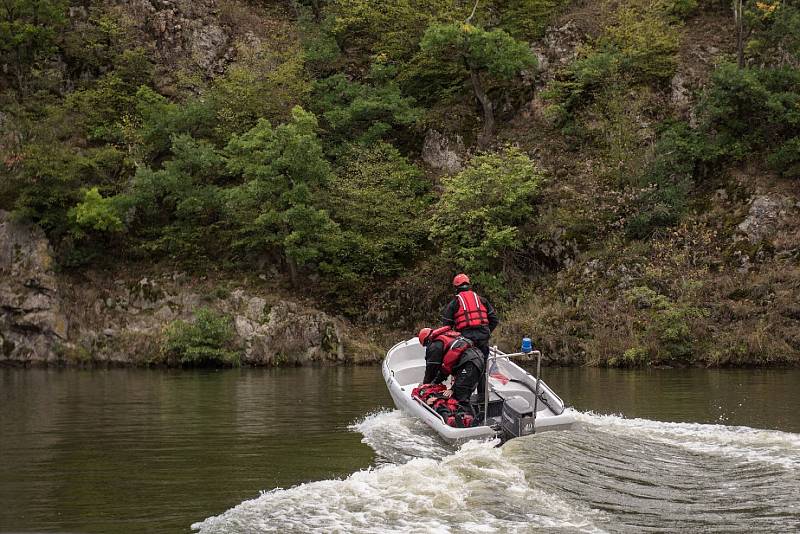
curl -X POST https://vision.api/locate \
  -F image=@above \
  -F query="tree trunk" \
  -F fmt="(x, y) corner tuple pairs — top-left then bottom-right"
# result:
(286, 255), (299, 288)
(734, 0), (745, 68)
(470, 69), (494, 148)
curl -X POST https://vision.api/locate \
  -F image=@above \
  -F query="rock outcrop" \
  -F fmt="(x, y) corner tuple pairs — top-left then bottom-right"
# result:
(737, 194), (797, 244)
(0, 211), (378, 366)
(0, 211), (68, 362)
(421, 129), (466, 174)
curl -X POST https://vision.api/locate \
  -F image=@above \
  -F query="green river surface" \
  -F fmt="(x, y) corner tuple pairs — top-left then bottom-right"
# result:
(1, 366), (798, 533)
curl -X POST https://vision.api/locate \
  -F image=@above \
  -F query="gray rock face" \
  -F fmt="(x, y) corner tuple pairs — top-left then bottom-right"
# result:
(422, 129), (465, 174)
(737, 194), (795, 243)
(0, 210), (365, 366)
(112, 0), (235, 90)
(237, 301), (345, 366)
(670, 72), (691, 115)
(0, 211), (68, 362)
(534, 21), (582, 79)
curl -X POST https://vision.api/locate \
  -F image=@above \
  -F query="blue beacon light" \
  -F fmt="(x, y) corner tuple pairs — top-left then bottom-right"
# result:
(521, 337), (533, 354)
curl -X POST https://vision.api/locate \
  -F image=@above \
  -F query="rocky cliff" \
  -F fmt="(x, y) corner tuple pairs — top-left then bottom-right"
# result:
(0, 211), (380, 366)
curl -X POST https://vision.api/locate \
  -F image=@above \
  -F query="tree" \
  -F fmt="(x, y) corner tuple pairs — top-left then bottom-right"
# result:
(224, 106), (338, 285)
(310, 61), (421, 153)
(420, 22), (536, 147)
(429, 147), (545, 292)
(326, 142), (432, 280)
(0, 0), (67, 90)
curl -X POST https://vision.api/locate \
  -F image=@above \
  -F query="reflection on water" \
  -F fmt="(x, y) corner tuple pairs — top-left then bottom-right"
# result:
(0, 367), (391, 533)
(1, 366), (799, 533)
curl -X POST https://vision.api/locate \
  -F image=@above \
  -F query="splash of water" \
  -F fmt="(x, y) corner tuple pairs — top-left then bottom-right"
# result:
(193, 409), (800, 533)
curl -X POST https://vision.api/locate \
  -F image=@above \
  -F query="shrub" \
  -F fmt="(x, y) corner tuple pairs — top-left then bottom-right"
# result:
(625, 122), (699, 238)
(697, 63), (800, 166)
(162, 308), (239, 366)
(70, 187), (124, 235)
(429, 147), (545, 294)
(326, 142), (433, 279)
(489, 0), (571, 40)
(310, 63), (421, 153)
(602, 6), (680, 84)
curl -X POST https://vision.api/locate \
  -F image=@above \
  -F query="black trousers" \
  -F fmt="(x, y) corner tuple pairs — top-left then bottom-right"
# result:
(452, 362), (482, 404)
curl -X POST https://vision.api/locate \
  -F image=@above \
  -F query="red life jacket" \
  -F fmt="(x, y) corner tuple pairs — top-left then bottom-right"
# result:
(441, 337), (473, 375)
(428, 326), (459, 347)
(453, 290), (489, 331)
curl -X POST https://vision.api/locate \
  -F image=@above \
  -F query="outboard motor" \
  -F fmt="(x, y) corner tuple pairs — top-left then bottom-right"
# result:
(500, 396), (537, 440)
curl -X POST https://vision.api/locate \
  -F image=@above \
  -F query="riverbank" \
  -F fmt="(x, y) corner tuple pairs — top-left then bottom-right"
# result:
(0, 210), (383, 367)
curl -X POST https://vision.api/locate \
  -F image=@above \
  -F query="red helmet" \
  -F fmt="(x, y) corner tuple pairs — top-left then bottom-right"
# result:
(452, 273), (470, 287)
(417, 327), (433, 346)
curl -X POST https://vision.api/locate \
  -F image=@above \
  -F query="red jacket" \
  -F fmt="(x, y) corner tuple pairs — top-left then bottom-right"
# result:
(453, 290), (489, 331)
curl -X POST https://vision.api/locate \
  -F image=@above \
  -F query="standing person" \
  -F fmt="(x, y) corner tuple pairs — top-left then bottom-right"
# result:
(441, 273), (499, 406)
(441, 273), (499, 358)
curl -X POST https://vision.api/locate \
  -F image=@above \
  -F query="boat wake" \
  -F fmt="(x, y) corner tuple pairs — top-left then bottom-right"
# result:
(192, 410), (800, 533)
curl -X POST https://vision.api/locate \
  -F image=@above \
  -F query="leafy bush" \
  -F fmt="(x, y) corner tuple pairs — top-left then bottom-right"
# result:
(602, 6), (679, 84)
(697, 63), (800, 167)
(209, 45), (311, 139)
(223, 107), (338, 278)
(0, 0), (67, 89)
(162, 308), (239, 366)
(744, 0), (800, 66)
(544, 3), (679, 128)
(489, 0), (571, 40)
(310, 63), (421, 152)
(325, 142), (432, 282)
(70, 187), (124, 234)
(330, 0), (456, 64)
(430, 147), (545, 293)
(618, 287), (707, 365)
(625, 122), (699, 238)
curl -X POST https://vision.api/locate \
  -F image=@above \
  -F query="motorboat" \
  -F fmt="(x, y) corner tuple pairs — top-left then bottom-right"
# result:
(382, 337), (575, 443)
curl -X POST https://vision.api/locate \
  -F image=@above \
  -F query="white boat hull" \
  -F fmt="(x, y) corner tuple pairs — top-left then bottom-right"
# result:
(383, 338), (576, 443)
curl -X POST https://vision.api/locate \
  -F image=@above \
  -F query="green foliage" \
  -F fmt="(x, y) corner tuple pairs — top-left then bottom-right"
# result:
(223, 107), (337, 271)
(325, 142), (432, 281)
(430, 147), (545, 292)
(602, 6), (679, 84)
(544, 3), (679, 128)
(65, 49), (153, 143)
(744, 0), (800, 66)
(310, 63), (421, 151)
(125, 133), (226, 260)
(209, 46), (311, 139)
(0, 0), (67, 88)
(70, 187), (124, 234)
(767, 136), (800, 178)
(420, 22), (537, 80)
(618, 286), (707, 365)
(626, 122), (699, 238)
(697, 63), (800, 166)
(489, 0), (570, 40)
(659, 0), (698, 19)
(331, 0), (458, 64)
(162, 308), (239, 366)
(6, 140), (127, 238)
(129, 86), (217, 164)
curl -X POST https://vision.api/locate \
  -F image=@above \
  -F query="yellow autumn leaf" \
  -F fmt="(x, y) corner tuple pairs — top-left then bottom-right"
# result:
(756, 1), (778, 14)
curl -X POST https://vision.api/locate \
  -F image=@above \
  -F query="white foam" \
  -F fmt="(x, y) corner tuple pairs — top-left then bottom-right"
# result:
(349, 410), (452, 463)
(192, 440), (607, 534)
(575, 411), (800, 470)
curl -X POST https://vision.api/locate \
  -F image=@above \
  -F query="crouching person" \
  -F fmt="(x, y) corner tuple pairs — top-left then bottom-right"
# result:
(417, 326), (461, 385)
(440, 342), (485, 407)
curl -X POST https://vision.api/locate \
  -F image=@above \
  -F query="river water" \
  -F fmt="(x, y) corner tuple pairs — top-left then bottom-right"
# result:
(1, 366), (798, 533)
